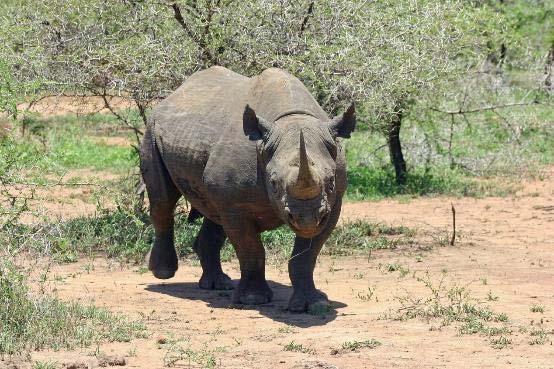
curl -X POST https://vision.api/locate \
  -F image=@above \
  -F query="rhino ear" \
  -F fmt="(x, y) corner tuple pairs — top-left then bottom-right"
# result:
(243, 105), (273, 140)
(329, 103), (356, 139)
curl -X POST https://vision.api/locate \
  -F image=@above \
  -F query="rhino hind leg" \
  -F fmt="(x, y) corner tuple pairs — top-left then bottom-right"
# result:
(141, 126), (181, 280)
(194, 218), (234, 290)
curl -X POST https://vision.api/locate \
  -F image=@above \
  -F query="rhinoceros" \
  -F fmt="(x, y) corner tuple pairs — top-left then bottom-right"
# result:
(140, 66), (355, 312)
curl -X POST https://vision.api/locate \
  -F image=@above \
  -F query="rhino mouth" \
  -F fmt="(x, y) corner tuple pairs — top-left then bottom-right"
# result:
(289, 224), (321, 238)
(286, 212), (330, 238)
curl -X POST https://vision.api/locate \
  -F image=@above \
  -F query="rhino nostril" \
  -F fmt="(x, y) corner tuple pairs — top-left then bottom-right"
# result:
(319, 212), (329, 226)
(286, 211), (295, 224)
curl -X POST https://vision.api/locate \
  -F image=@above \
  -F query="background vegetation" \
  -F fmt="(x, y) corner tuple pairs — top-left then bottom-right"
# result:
(0, 0), (552, 360)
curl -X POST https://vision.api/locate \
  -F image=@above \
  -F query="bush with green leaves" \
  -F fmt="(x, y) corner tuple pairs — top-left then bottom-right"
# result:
(1, 0), (521, 184)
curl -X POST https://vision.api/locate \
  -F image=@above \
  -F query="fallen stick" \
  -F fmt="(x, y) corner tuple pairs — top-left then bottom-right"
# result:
(450, 203), (456, 246)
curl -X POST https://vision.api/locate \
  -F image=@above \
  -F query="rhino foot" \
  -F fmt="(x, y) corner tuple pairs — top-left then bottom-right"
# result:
(151, 268), (177, 280)
(199, 272), (234, 290)
(288, 289), (331, 313)
(232, 280), (273, 305)
(147, 246), (178, 280)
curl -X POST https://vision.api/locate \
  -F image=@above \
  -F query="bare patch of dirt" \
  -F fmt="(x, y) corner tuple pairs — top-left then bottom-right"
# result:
(1, 169), (121, 223)
(17, 96), (135, 117)
(92, 136), (133, 147)
(24, 171), (554, 368)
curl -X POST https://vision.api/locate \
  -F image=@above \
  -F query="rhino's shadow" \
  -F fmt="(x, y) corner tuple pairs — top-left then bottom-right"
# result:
(145, 280), (346, 327)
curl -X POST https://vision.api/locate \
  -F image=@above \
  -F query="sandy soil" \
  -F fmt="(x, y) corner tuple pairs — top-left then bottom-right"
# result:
(1, 169), (122, 223)
(18, 169), (552, 369)
(17, 96), (135, 117)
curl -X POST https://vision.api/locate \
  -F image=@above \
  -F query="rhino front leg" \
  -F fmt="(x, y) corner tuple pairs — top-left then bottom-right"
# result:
(288, 200), (342, 313)
(194, 218), (233, 290)
(223, 218), (273, 305)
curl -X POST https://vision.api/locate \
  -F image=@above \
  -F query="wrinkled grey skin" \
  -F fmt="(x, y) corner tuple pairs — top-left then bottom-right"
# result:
(140, 66), (355, 312)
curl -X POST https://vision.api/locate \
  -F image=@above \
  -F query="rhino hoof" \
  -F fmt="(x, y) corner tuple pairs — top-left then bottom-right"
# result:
(151, 268), (176, 279)
(288, 290), (331, 313)
(232, 284), (273, 305)
(199, 272), (234, 290)
(236, 292), (272, 305)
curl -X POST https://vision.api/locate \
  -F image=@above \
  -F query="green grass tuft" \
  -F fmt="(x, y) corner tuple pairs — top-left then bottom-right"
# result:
(0, 258), (146, 356)
(346, 166), (520, 200)
(341, 339), (381, 351)
(283, 341), (314, 354)
(389, 271), (511, 349)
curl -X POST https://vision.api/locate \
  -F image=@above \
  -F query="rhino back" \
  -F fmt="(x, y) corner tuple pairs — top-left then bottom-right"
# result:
(247, 68), (328, 122)
(151, 67), (249, 183)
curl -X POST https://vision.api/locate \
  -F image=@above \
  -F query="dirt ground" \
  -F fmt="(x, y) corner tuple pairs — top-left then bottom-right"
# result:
(17, 96), (135, 117)
(2, 169), (121, 223)
(20, 168), (552, 369)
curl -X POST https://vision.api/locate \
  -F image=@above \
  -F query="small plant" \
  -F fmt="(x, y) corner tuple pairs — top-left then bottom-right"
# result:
(341, 339), (381, 351)
(490, 336), (512, 349)
(389, 272), (511, 348)
(528, 328), (551, 345)
(283, 341), (314, 354)
(33, 361), (58, 369)
(357, 286), (377, 302)
(164, 341), (218, 368)
(277, 325), (296, 334)
(530, 305), (545, 313)
(383, 263), (410, 278)
(127, 346), (138, 357)
(324, 221), (416, 256)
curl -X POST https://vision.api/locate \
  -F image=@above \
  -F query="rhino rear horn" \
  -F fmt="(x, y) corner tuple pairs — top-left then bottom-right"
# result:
(243, 104), (273, 140)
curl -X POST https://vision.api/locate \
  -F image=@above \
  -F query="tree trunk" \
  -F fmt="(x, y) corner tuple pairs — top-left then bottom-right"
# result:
(387, 111), (407, 186)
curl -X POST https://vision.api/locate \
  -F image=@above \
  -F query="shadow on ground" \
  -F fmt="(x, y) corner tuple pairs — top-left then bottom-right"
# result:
(145, 280), (346, 327)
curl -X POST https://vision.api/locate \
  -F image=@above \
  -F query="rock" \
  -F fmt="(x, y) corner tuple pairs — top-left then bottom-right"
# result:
(156, 335), (167, 344)
(97, 356), (126, 367)
(0, 360), (30, 369)
(290, 360), (339, 369)
(62, 362), (89, 369)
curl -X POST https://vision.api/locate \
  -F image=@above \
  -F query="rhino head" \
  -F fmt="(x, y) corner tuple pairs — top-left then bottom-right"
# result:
(244, 104), (356, 238)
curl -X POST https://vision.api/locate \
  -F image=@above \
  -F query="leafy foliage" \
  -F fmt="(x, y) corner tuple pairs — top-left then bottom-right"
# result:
(0, 1), (504, 120)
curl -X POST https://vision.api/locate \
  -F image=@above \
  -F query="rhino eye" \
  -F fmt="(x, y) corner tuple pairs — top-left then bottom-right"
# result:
(328, 178), (335, 192)
(270, 178), (279, 192)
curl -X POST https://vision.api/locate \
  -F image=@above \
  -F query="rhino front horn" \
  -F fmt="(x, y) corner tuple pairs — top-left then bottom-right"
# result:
(290, 130), (320, 199)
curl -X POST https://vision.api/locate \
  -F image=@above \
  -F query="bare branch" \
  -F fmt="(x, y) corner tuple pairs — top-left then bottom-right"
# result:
(98, 89), (144, 137)
(8, 181), (109, 189)
(170, 2), (215, 66)
(299, 1), (315, 36)
(430, 101), (538, 115)
(450, 203), (456, 246)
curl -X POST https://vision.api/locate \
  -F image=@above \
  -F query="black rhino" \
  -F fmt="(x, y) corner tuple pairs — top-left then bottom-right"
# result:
(140, 66), (355, 312)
